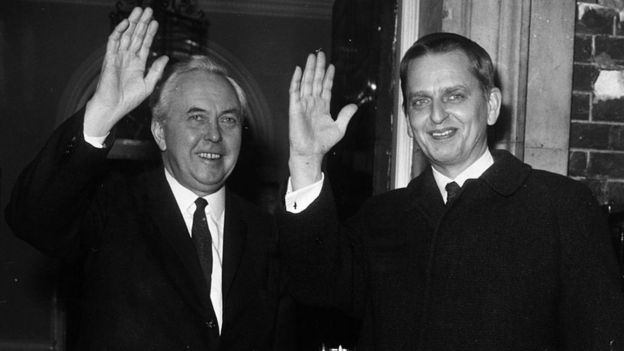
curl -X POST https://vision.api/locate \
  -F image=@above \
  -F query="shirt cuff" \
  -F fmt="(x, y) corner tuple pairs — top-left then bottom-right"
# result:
(285, 173), (324, 214)
(83, 132), (109, 149)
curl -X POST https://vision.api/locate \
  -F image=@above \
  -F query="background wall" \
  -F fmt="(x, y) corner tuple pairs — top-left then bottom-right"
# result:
(570, 0), (624, 205)
(0, 0), (331, 348)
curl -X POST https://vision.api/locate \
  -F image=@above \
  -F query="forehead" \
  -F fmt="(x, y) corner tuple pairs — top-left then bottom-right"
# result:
(406, 51), (479, 92)
(169, 71), (240, 110)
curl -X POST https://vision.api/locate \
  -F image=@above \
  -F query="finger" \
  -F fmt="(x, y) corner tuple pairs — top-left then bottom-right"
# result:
(321, 63), (335, 102)
(312, 51), (326, 96)
(289, 66), (302, 114)
(106, 18), (129, 56)
(145, 55), (169, 92)
(335, 103), (358, 135)
(130, 7), (153, 54)
(289, 66), (302, 96)
(300, 54), (316, 98)
(139, 20), (159, 60)
(119, 7), (143, 51)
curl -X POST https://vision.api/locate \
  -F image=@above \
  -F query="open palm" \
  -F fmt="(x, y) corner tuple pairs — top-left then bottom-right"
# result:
(288, 52), (357, 188)
(84, 7), (168, 137)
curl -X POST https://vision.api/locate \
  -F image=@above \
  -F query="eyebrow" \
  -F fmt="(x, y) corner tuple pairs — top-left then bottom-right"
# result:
(442, 85), (469, 94)
(408, 84), (469, 97)
(187, 107), (207, 114)
(186, 107), (241, 115)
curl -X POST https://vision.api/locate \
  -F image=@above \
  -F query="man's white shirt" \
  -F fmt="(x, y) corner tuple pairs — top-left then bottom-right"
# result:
(431, 150), (494, 203)
(165, 169), (225, 334)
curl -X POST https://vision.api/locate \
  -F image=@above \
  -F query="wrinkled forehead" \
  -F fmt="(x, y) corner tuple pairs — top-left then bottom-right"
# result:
(156, 72), (241, 121)
(175, 71), (236, 93)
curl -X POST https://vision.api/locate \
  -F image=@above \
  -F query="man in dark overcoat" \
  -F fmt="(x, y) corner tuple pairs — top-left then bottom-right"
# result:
(279, 32), (624, 350)
(5, 7), (293, 351)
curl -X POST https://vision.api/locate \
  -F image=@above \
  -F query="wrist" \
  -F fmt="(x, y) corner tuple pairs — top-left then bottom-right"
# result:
(84, 99), (117, 137)
(288, 153), (324, 191)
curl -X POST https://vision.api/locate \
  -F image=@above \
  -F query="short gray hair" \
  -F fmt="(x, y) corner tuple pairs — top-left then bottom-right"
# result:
(150, 55), (248, 124)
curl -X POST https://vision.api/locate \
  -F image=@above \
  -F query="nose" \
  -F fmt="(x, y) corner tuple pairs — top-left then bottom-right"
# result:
(429, 99), (448, 124)
(203, 119), (222, 142)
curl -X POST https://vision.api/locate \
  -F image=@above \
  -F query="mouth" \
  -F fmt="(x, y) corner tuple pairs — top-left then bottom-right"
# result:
(429, 128), (457, 140)
(197, 152), (222, 160)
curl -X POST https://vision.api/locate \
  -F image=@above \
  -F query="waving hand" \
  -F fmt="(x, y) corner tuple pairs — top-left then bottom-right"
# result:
(84, 7), (169, 137)
(288, 52), (358, 190)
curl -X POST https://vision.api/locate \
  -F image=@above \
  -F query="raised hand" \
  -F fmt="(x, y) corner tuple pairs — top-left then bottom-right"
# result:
(288, 52), (357, 190)
(84, 7), (169, 137)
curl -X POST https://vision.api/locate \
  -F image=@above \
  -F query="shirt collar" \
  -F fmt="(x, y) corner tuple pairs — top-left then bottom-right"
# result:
(432, 149), (494, 197)
(164, 168), (226, 220)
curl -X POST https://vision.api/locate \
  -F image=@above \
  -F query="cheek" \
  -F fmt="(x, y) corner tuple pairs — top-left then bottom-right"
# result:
(225, 130), (242, 149)
(169, 131), (199, 155)
(407, 112), (425, 128)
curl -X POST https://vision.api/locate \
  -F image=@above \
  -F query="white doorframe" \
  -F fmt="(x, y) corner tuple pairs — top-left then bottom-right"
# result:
(391, 0), (420, 189)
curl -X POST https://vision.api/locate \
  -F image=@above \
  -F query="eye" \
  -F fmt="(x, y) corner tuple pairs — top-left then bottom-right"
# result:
(446, 93), (466, 103)
(219, 114), (240, 127)
(409, 97), (430, 109)
(189, 114), (204, 121)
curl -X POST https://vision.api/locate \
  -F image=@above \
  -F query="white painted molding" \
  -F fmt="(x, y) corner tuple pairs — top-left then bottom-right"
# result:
(18, 0), (333, 20)
(524, 1), (576, 175)
(391, 0), (418, 189)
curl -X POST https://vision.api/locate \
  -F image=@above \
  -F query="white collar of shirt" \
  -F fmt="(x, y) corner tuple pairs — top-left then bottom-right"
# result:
(432, 149), (494, 203)
(164, 168), (226, 227)
(163, 168), (225, 332)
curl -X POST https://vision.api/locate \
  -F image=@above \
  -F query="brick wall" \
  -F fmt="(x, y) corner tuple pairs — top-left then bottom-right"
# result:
(570, 1), (624, 205)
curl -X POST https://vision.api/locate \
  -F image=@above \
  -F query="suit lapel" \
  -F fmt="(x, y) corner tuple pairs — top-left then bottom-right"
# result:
(139, 169), (214, 319)
(221, 191), (247, 300)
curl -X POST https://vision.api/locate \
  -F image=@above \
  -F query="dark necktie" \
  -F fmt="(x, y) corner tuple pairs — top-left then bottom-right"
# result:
(192, 198), (213, 293)
(445, 181), (461, 205)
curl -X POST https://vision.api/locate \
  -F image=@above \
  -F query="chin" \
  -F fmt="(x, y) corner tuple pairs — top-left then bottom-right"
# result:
(196, 177), (224, 188)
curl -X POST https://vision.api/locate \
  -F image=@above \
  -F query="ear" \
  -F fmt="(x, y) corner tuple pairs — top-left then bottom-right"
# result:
(151, 119), (167, 151)
(486, 87), (502, 126)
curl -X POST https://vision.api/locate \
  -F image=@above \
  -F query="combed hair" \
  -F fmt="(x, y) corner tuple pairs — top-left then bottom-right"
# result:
(399, 32), (497, 108)
(150, 55), (249, 124)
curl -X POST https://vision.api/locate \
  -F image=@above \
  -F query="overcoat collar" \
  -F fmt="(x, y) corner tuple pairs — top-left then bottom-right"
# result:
(405, 168), (446, 228)
(481, 149), (532, 196)
(404, 150), (531, 223)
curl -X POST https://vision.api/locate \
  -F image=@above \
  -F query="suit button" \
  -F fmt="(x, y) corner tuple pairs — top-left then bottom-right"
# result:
(205, 320), (216, 329)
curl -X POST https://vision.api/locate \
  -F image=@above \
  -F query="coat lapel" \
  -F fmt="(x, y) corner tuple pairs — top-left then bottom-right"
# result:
(406, 168), (446, 228)
(221, 191), (247, 300)
(138, 169), (214, 319)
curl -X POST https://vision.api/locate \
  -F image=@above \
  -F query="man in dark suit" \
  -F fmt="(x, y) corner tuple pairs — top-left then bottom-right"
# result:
(5, 7), (292, 350)
(279, 32), (624, 350)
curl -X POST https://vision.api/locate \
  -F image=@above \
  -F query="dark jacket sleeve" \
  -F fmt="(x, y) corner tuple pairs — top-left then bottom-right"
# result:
(550, 177), (624, 349)
(5, 109), (112, 261)
(277, 179), (369, 318)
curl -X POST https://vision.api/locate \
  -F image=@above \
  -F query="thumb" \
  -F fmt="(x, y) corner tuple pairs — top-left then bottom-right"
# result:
(145, 55), (169, 91)
(335, 103), (358, 135)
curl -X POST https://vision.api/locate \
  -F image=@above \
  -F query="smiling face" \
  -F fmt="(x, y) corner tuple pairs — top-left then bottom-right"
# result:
(404, 50), (501, 178)
(151, 71), (242, 196)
